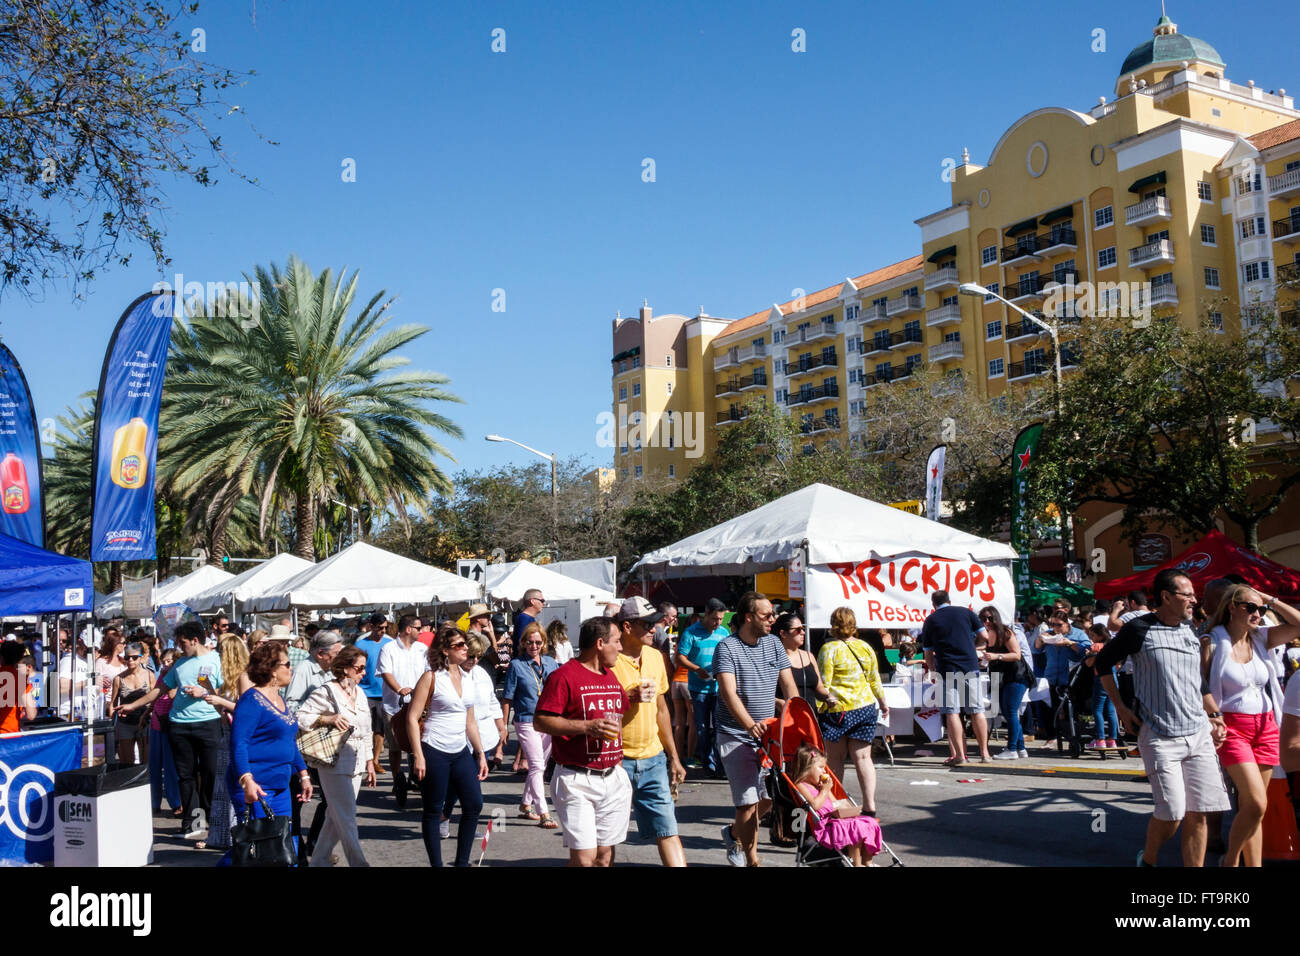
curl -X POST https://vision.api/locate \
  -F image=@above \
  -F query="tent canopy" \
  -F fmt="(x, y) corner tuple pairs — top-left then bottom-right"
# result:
(246, 541), (480, 611)
(154, 565), (234, 608)
(486, 560), (615, 604)
(1094, 529), (1300, 603)
(631, 483), (1016, 578)
(0, 531), (93, 615)
(187, 553), (314, 613)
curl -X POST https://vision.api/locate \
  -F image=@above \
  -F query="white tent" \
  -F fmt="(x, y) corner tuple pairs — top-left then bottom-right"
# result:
(154, 565), (235, 607)
(94, 575), (180, 618)
(631, 483), (1016, 628)
(546, 557), (617, 594)
(485, 560), (616, 604)
(246, 541), (480, 611)
(187, 553), (315, 613)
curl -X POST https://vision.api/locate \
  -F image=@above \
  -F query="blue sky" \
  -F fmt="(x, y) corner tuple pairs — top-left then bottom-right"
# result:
(4, 0), (1297, 484)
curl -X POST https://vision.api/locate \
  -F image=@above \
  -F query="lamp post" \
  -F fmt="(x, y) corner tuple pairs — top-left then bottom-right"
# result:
(485, 434), (559, 558)
(958, 281), (1072, 566)
(329, 499), (360, 554)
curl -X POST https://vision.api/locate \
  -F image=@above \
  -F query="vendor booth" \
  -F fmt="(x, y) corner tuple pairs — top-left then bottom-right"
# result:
(1095, 529), (1300, 604)
(187, 552), (314, 614)
(486, 559), (616, 637)
(0, 532), (91, 865)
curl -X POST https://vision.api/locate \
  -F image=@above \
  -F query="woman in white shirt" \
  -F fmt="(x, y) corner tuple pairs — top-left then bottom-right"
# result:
(1204, 585), (1300, 867)
(547, 620), (574, 664)
(408, 625), (489, 867)
(298, 644), (376, 867)
(439, 631), (506, 838)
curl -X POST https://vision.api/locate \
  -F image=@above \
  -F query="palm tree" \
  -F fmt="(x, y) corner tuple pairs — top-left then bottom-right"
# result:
(161, 256), (463, 559)
(43, 397), (95, 559)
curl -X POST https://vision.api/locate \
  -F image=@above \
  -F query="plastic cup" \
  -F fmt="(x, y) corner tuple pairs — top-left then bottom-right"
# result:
(638, 679), (656, 703)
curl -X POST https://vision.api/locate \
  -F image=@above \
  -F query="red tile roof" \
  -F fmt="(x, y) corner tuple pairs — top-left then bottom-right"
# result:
(1249, 118), (1300, 151)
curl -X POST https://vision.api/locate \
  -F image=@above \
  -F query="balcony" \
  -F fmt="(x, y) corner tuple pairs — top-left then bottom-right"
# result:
(884, 293), (922, 317)
(1051, 301), (1084, 323)
(1143, 284), (1179, 308)
(1059, 343), (1081, 368)
(862, 363), (919, 388)
(929, 340), (964, 363)
(786, 322), (838, 346)
(740, 372), (768, 391)
(861, 303), (890, 326)
(926, 302), (962, 328)
(1007, 358), (1051, 382)
(888, 328), (924, 350)
(1273, 213), (1300, 244)
(864, 334), (892, 356)
(924, 265), (959, 292)
(800, 416), (840, 436)
(714, 342), (766, 370)
(716, 408), (750, 426)
(786, 353), (837, 378)
(1269, 167), (1300, 198)
(716, 378), (742, 397)
(1279, 262), (1300, 283)
(1005, 277), (1049, 303)
(786, 384), (840, 407)
(1006, 317), (1047, 342)
(1281, 309), (1299, 326)
(1129, 238), (1175, 269)
(1124, 195), (1173, 226)
(1001, 229), (1077, 265)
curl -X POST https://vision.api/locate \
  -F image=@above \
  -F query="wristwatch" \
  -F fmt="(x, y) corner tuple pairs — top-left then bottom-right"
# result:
(1207, 711), (1222, 719)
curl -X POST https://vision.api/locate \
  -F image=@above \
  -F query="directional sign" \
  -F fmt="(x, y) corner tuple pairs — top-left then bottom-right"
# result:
(457, 559), (487, 584)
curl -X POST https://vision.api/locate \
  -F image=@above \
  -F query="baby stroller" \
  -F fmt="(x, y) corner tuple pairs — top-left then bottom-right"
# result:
(1053, 659), (1129, 761)
(759, 697), (904, 867)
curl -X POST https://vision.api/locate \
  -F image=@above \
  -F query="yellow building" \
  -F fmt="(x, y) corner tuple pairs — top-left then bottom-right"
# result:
(610, 16), (1300, 568)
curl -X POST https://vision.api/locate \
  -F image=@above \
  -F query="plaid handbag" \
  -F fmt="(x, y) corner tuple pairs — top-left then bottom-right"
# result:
(296, 683), (353, 769)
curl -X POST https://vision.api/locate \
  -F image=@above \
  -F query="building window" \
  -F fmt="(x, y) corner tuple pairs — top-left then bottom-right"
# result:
(1204, 267), (1220, 289)
(1097, 246), (1116, 269)
(942, 294), (958, 307)
(635, 465), (643, 478)
(845, 303), (860, 321)
(981, 245), (997, 266)
(988, 358), (1005, 378)
(631, 356), (640, 368)
(774, 358), (785, 375)
(1200, 224), (1216, 246)
(848, 368), (860, 384)
(665, 382), (673, 396)
(619, 443), (628, 455)
(1197, 181), (1213, 202)
(904, 286), (919, 297)
(1094, 205), (1113, 229)
(632, 382), (641, 397)
(668, 464), (675, 478)
(634, 437), (642, 451)
(984, 282), (999, 302)
(1209, 311), (1223, 332)
(1243, 261), (1272, 282)
(665, 354), (672, 367)
(619, 361), (626, 373)
(667, 432), (674, 449)
(1240, 216), (1267, 240)
(775, 387), (787, 404)
(618, 386), (627, 401)
(1151, 272), (1173, 288)
(986, 319), (1002, 339)
(872, 296), (887, 308)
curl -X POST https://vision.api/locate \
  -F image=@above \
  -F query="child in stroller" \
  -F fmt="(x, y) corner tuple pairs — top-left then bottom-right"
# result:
(791, 742), (883, 866)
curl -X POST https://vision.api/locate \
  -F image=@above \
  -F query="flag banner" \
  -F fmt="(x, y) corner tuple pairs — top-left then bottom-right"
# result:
(0, 345), (46, 547)
(805, 555), (1014, 629)
(924, 444), (946, 522)
(91, 292), (175, 562)
(0, 725), (83, 865)
(1010, 422), (1044, 598)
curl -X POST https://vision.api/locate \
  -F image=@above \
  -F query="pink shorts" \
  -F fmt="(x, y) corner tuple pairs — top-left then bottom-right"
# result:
(1219, 710), (1279, 767)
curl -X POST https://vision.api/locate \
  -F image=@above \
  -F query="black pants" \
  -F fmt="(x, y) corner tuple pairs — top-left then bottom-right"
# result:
(167, 718), (223, 835)
(290, 768), (329, 865)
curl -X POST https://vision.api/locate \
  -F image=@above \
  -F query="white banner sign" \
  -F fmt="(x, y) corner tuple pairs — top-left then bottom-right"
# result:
(121, 574), (155, 618)
(804, 554), (1014, 629)
(787, 551), (805, 599)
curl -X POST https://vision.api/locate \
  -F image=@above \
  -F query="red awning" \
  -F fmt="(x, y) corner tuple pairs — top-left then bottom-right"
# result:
(1093, 529), (1300, 604)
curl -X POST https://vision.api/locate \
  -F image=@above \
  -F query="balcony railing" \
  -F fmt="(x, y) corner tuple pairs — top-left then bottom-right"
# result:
(786, 353), (837, 376)
(786, 384), (840, 407)
(1007, 358), (1051, 381)
(888, 328), (924, 350)
(1278, 262), (1300, 283)
(1144, 284), (1179, 307)
(1272, 214), (1300, 242)
(924, 265), (959, 291)
(1281, 309), (1299, 326)
(714, 342), (767, 370)
(716, 379), (742, 396)
(739, 372), (768, 391)
(1001, 229), (1076, 264)
(865, 334), (893, 356)
(786, 322), (838, 346)
(1269, 167), (1300, 198)
(1005, 277), (1049, 301)
(928, 340), (964, 363)
(926, 302), (962, 327)
(716, 408), (750, 425)
(884, 293), (922, 317)
(799, 416), (840, 435)
(1129, 238), (1175, 268)
(1005, 317), (1047, 341)
(861, 303), (889, 325)
(1124, 195), (1172, 226)
(862, 363), (919, 387)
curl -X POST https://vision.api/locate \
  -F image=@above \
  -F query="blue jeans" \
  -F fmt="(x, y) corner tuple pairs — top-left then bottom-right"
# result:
(1000, 681), (1028, 752)
(1091, 682), (1118, 740)
(624, 751), (678, 840)
(150, 723), (180, 811)
(690, 690), (718, 771)
(419, 744), (484, 867)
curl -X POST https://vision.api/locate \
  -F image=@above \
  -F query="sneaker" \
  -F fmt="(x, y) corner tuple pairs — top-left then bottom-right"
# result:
(1089, 740), (1105, 749)
(1136, 849), (1153, 867)
(182, 827), (209, 842)
(1105, 739), (1118, 748)
(721, 824), (745, 867)
(1018, 750), (1029, 759)
(439, 818), (450, 839)
(992, 750), (1020, 760)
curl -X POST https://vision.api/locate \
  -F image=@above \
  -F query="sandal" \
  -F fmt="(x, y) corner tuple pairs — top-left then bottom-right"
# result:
(518, 804), (541, 821)
(538, 814), (559, 830)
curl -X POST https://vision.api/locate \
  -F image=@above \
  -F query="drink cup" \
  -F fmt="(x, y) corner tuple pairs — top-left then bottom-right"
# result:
(599, 711), (620, 740)
(638, 679), (656, 703)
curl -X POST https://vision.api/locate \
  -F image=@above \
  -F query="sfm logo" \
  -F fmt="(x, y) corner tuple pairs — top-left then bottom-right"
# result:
(57, 800), (92, 823)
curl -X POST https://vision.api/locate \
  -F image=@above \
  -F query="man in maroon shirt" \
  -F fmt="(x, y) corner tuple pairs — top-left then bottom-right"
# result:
(534, 616), (631, 867)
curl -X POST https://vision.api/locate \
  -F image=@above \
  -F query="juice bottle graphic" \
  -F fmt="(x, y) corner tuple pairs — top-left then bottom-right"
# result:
(1, 452), (29, 514)
(110, 417), (149, 490)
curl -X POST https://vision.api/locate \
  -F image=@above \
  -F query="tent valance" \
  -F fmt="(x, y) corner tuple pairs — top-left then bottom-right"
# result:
(0, 532), (92, 615)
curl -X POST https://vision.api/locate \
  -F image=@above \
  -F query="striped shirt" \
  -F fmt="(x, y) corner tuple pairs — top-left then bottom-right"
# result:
(1094, 612), (1208, 738)
(712, 632), (790, 743)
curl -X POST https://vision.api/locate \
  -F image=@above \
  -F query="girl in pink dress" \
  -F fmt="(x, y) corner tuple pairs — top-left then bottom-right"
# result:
(792, 743), (882, 866)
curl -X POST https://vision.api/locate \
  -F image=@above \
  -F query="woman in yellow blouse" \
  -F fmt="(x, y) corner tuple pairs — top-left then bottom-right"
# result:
(817, 607), (889, 816)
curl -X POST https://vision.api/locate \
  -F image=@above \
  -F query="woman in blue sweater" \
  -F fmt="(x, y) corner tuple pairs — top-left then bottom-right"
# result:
(229, 642), (313, 827)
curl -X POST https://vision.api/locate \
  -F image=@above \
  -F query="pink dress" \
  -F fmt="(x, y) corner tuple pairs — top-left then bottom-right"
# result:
(799, 782), (883, 854)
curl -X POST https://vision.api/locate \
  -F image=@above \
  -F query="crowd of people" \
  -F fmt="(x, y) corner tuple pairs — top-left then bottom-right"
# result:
(1, 567), (1298, 869)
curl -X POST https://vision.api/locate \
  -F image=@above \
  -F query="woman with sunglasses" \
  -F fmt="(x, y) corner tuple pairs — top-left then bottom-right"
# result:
(503, 621), (560, 827)
(773, 612), (834, 708)
(1203, 585), (1300, 866)
(977, 607), (1032, 760)
(297, 644), (375, 866)
(409, 625), (489, 866)
(109, 642), (155, 766)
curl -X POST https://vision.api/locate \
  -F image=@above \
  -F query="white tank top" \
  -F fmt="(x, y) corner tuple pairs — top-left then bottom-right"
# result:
(1220, 650), (1271, 716)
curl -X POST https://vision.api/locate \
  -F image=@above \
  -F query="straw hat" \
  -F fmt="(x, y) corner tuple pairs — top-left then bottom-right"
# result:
(268, 624), (293, 640)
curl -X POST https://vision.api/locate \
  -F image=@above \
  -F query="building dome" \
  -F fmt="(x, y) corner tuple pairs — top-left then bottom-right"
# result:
(1119, 15), (1224, 79)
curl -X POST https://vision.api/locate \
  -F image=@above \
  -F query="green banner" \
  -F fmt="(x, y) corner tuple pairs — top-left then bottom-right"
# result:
(1011, 422), (1044, 599)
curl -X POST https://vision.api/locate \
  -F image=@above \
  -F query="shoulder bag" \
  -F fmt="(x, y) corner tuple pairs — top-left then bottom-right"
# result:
(296, 682), (353, 769)
(231, 798), (295, 867)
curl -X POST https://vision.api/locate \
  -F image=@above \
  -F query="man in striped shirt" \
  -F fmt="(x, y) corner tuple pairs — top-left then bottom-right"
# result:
(1095, 569), (1230, 866)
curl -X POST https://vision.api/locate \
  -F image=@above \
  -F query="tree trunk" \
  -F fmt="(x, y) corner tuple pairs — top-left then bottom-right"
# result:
(293, 494), (316, 560)
(1243, 517), (1261, 554)
(209, 517), (229, 567)
(109, 561), (123, 592)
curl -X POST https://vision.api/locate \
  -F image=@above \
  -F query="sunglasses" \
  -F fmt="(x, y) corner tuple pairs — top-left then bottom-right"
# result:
(448, 641), (468, 650)
(1235, 601), (1265, 615)
(277, 660), (291, 669)
(125, 655), (141, 661)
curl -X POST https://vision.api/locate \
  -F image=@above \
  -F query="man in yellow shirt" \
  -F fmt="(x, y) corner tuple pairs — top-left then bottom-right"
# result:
(613, 597), (688, 867)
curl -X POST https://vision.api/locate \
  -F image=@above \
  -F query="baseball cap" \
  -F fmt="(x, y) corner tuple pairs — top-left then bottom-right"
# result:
(617, 596), (663, 624)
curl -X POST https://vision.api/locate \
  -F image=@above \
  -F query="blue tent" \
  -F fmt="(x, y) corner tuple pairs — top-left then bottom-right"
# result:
(0, 531), (93, 615)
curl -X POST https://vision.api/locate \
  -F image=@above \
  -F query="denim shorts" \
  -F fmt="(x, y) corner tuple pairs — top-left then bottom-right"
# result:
(623, 751), (678, 839)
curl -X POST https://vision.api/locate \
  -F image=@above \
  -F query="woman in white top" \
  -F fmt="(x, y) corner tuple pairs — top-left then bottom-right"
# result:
(1203, 585), (1300, 866)
(298, 645), (376, 867)
(440, 631), (507, 838)
(548, 619), (574, 664)
(408, 624), (488, 867)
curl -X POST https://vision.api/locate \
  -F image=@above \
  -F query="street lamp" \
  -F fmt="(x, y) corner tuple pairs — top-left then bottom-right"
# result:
(484, 435), (557, 500)
(958, 281), (1072, 566)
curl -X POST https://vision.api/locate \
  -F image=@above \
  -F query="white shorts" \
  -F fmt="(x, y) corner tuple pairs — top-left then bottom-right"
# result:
(550, 764), (632, 850)
(1139, 722), (1232, 821)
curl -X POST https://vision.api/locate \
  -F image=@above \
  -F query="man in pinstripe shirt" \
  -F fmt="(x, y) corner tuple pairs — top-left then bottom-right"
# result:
(1095, 569), (1230, 866)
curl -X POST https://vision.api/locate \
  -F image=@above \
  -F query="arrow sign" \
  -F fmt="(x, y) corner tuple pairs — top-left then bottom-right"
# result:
(458, 559), (487, 585)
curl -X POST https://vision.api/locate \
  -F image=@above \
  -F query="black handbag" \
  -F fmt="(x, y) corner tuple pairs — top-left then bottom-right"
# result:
(231, 797), (295, 867)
